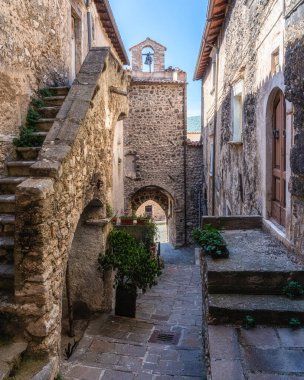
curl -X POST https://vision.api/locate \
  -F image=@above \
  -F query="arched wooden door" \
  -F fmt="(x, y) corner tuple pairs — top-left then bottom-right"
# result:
(271, 91), (286, 227)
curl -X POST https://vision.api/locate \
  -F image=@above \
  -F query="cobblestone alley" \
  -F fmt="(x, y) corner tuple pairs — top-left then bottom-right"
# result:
(61, 245), (205, 380)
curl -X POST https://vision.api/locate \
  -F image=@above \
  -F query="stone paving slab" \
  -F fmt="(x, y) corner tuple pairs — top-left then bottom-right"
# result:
(208, 325), (304, 380)
(61, 246), (206, 379)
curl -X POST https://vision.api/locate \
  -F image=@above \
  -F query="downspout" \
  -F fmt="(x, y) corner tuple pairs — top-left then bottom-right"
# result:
(212, 44), (220, 216)
(183, 82), (188, 245)
(86, 0), (92, 50)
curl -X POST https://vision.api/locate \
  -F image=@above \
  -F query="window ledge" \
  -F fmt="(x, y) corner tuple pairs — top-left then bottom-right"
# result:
(228, 141), (243, 146)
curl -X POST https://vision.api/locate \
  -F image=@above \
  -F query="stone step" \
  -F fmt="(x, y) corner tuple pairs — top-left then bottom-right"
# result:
(0, 195), (15, 213)
(208, 294), (304, 325)
(42, 95), (66, 107)
(0, 216), (15, 238)
(15, 147), (40, 161)
(205, 229), (304, 295)
(33, 118), (55, 132)
(207, 270), (304, 295)
(0, 263), (14, 291)
(0, 235), (14, 264)
(7, 161), (36, 176)
(0, 339), (28, 380)
(38, 106), (61, 118)
(47, 86), (70, 96)
(0, 177), (26, 194)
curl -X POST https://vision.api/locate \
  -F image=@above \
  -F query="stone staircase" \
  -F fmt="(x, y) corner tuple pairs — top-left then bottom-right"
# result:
(0, 86), (69, 379)
(203, 228), (304, 325)
(0, 86), (69, 337)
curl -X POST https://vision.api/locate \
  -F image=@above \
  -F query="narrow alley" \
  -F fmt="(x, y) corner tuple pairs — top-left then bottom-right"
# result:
(62, 245), (205, 380)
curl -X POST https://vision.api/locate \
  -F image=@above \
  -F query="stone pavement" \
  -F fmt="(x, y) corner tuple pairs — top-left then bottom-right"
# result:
(61, 244), (206, 379)
(208, 325), (304, 380)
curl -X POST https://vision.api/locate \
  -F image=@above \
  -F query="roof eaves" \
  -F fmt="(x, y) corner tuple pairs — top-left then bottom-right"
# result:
(94, 0), (130, 65)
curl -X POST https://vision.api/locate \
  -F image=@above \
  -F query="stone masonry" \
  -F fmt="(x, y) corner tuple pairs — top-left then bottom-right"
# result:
(124, 38), (188, 247)
(11, 48), (129, 361)
(285, 1), (304, 256)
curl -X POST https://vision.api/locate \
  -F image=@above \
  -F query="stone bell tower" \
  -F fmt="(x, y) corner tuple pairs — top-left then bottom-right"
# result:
(124, 38), (189, 247)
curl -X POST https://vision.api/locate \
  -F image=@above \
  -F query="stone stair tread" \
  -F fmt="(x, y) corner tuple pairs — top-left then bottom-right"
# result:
(206, 229), (301, 273)
(7, 161), (36, 167)
(209, 294), (304, 312)
(0, 236), (14, 246)
(0, 263), (14, 277)
(0, 195), (15, 203)
(0, 339), (28, 378)
(43, 95), (65, 101)
(0, 177), (26, 184)
(32, 131), (47, 136)
(34, 118), (56, 123)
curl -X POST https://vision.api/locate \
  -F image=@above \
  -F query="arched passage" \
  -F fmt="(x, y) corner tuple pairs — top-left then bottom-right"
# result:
(62, 199), (113, 340)
(130, 186), (176, 245)
(265, 88), (287, 228)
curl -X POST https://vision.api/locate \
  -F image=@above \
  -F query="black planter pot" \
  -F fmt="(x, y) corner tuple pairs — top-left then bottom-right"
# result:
(115, 285), (137, 318)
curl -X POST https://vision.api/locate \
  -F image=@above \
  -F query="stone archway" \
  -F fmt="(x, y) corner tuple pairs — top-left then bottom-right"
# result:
(62, 198), (113, 340)
(130, 186), (176, 245)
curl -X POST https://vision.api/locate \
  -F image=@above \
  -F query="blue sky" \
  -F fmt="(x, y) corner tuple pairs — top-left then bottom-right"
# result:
(109, 0), (207, 117)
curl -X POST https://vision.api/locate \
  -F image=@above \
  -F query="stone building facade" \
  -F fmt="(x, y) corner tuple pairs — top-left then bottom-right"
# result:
(195, 0), (304, 256)
(124, 38), (188, 247)
(0, 0), (130, 375)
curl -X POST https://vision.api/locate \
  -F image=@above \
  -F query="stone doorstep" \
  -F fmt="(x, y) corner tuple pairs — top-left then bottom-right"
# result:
(208, 294), (304, 325)
(207, 325), (304, 380)
(0, 340), (28, 379)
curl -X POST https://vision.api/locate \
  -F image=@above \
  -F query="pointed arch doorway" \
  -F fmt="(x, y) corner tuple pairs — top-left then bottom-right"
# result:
(271, 90), (286, 227)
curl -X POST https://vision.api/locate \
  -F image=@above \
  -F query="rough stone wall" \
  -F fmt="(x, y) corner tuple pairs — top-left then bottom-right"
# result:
(285, 1), (304, 256)
(0, 0), (119, 174)
(186, 142), (204, 241)
(124, 81), (186, 246)
(130, 38), (166, 72)
(14, 48), (129, 356)
(202, 0), (285, 219)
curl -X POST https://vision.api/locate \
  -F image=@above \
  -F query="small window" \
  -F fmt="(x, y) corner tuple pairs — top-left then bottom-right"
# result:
(232, 81), (243, 142)
(271, 49), (280, 75)
(145, 205), (153, 216)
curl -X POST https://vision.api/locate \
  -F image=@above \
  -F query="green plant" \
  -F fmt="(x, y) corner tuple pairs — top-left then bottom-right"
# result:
(13, 126), (44, 147)
(26, 107), (41, 125)
(31, 98), (45, 109)
(243, 315), (256, 329)
(192, 224), (228, 259)
(38, 87), (54, 97)
(143, 220), (159, 248)
(282, 281), (304, 298)
(289, 318), (301, 327)
(55, 374), (64, 380)
(106, 203), (113, 218)
(99, 229), (161, 293)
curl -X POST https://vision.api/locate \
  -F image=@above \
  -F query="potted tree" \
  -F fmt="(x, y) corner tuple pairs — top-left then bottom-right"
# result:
(99, 229), (161, 317)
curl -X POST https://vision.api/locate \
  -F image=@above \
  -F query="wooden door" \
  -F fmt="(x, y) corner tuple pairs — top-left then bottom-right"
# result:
(271, 91), (286, 227)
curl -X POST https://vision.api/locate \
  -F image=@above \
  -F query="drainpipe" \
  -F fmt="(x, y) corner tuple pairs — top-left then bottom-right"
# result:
(86, 0), (92, 50)
(211, 43), (220, 216)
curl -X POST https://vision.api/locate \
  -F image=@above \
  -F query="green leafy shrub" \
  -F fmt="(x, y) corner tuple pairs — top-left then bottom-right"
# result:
(31, 98), (45, 109)
(38, 87), (55, 97)
(99, 229), (161, 293)
(282, 281), (304, 298)
(243, 315), (256, 329)
(289, 317), (301, 327)
(13, 126), (43, 147)
(192, 224), (229, 259)
(26, 107), (41, 125)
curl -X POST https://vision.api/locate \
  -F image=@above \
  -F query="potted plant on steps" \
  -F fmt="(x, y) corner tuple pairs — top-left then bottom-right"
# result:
(99, 229), (161, 317)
